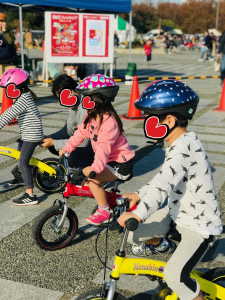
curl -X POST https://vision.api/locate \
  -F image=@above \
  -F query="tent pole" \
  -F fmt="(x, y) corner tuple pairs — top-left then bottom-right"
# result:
(19, 4), (24, 69)
(129, 10), (132, 62)
(216, 0), (219, 30)
(110, 63), (113, 78)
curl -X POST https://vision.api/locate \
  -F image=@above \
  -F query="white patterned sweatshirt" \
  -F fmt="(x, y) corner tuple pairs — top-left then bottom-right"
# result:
(133, 132), (223, 236)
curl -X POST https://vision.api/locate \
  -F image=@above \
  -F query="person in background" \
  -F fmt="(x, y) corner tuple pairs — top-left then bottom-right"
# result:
(15, 28), (20, 47)
(0, 13), (17, 103)
(144, 40), (152, 65)
(217, 30), (225, 88)
(24, 29), (33, 49)
(114, 31), (119, 48)
(204, 30), (214, 61)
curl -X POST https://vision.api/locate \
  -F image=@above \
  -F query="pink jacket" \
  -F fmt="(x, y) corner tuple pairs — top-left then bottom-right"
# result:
(64, 114), (135, 173)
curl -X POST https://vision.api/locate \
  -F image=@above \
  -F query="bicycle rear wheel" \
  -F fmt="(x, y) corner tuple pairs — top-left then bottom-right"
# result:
(76, 289), (126, 300)
(34, 157), (66, 193)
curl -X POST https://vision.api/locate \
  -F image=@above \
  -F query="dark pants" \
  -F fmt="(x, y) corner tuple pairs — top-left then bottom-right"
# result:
(48, 144), (95, 168)
(221, 54), (225, 83)
(17, 140), (39, 189)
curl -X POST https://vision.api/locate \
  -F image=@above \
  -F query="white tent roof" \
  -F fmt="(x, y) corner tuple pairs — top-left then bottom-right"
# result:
(209, 28), (222, 36)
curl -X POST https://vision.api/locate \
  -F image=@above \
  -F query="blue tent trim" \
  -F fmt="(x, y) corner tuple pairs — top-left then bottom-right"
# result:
(4, 0), (132, 13)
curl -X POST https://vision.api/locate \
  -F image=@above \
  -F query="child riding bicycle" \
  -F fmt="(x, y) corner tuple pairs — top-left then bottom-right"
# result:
(59, 74), (135, 226)
(118, 80), (222, 300)
(41, 74), (94, 169)
(0, 68), (43, 206)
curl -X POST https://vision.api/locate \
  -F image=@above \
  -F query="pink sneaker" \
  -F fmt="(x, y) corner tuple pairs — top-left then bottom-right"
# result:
(86, 208), (112, 225)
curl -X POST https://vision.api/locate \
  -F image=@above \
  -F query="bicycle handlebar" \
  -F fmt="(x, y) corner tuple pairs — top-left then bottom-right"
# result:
(125, 218), (139, 231)
(89, 171), (96, 179)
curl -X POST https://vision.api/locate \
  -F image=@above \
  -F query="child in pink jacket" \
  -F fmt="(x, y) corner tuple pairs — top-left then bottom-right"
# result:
(59, 74), (135, 225)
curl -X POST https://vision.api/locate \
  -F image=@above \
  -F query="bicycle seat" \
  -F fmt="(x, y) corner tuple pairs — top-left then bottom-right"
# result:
(116, 172), (133, 183)
(165, 222), (181, 242)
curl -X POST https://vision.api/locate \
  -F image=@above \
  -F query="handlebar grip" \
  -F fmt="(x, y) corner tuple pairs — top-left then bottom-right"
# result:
(89, 171), (96, 179)
(125, 218), (139, 232)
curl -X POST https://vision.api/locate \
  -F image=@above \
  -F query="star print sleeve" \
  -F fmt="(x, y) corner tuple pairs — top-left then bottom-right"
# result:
(133, 143), (191, 222)
(90, 118), (120, 173)
(63, 117), (90, 154)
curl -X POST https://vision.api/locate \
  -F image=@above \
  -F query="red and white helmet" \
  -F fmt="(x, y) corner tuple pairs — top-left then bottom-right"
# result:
(0, 68), (30, 88)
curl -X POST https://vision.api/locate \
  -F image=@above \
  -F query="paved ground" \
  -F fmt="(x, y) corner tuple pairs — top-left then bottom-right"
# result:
(1, 50), (225, 300)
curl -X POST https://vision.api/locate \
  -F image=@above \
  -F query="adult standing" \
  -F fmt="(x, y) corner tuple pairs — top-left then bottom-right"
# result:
(0, 13), (16, 103)
(217, 30), (225, 88)
(114, 31), (119, 48)
(204, 30), (214, 61)
(15, 28), (20, 47)
(24, 29), (33, 49)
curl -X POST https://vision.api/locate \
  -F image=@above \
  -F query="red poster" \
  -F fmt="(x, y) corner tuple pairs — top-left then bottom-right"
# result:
(51, 13), (79, 57)
(83, 15), (109, 57)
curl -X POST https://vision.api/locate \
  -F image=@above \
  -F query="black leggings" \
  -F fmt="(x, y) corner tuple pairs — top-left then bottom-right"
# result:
(18, 140), (39, 189)
(48, 144), (95, 168)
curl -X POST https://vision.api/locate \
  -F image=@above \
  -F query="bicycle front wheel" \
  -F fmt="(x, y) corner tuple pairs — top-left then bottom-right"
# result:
(33, 206), (78, 250)
(76, 289), (126, 300)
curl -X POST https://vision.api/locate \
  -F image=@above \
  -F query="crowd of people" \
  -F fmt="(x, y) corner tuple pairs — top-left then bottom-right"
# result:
(15, 28), (44, 49)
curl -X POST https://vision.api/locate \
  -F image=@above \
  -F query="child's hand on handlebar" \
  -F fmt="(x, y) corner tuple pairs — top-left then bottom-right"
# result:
(118, 211), (142, 227)
(83, 166), (94, 178)
(59, 149), (66, 157)
(122, 193), (140, 209)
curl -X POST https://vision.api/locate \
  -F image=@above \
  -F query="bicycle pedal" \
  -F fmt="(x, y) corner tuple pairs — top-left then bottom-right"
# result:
(98, 223), (111, 229)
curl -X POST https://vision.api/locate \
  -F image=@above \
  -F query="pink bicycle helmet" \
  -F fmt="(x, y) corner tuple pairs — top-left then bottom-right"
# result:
(76, 74), (119, 101)
(0, 68), (30, 88)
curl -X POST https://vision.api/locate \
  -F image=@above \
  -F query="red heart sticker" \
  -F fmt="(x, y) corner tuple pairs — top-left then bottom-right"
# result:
(82, 96), (95, 110)
(59, 89), (78, 107)
(6, 83), (21, 99)
(144, 116), (169, 139)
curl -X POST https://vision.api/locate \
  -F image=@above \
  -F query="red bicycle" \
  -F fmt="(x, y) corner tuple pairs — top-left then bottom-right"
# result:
(33, 153), (136, 251)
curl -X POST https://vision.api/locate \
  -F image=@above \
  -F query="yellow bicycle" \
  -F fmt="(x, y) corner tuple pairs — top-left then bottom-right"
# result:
(77, 197), (225, 300)
(0, 145), (66, 193)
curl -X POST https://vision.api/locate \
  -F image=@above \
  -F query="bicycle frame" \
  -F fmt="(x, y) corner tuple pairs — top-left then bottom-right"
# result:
(0, 146), (56, 176)
(106, 227), (225, 300)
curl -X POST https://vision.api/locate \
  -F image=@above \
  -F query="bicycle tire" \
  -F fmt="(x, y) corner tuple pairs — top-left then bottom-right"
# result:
(33, 206), (78, 251)
(34, 157), (67, 193)
(152, 282), (173, 300)
(76, 289), (126, 300)
(201, 267), (225, 297)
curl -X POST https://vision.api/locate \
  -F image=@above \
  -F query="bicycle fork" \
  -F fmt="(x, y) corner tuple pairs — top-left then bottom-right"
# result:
(52, 198), (68, 233)
(106, 228), (129, 300)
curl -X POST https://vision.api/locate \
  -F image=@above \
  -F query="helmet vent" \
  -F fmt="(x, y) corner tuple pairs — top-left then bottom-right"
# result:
(4, 72), (8, 75)
(7, 77), (11, 82)
(11, 71), (15, 74)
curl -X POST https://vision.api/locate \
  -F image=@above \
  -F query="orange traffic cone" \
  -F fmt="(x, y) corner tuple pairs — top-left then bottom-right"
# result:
(212, 81), (225, 111)
(121, 76), (145, 120)
(1, 89), (18, 126)
(42, 41), (45, 52)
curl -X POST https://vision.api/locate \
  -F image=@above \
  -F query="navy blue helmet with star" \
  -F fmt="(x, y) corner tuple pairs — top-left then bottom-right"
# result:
(134, 80), (199, 119)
